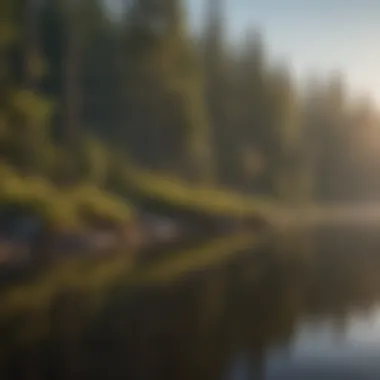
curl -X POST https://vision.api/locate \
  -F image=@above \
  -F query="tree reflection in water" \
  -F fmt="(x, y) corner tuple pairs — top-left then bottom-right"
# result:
(3, 227), (380, 379)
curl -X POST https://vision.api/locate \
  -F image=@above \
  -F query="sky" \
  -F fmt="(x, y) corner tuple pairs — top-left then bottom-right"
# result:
(107, 0), (380, 104)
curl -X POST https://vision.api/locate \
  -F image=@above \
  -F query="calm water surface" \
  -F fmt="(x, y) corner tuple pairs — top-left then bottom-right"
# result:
(4, 226), (380, 380)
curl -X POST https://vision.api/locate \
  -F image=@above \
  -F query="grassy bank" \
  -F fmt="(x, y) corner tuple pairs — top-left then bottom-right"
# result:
(0, 163), (133, 229)
(1, 160), (275, 229)
(126, 166), (275, 218)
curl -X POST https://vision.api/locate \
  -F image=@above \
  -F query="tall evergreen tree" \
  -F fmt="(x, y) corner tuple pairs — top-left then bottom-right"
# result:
(122, 0), (215, 182)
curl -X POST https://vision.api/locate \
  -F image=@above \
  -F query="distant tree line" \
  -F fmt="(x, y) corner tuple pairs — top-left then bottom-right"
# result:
(1, 0), (380, 206)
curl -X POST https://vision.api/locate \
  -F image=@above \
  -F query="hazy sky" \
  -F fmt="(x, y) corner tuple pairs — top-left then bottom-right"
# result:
(107, 0), (380, 103)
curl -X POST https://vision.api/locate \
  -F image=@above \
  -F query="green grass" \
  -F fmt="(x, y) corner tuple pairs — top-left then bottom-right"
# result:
(126, 166), (276, 218)
(0, 156), (276, 229)
(0, 163), (133, 228)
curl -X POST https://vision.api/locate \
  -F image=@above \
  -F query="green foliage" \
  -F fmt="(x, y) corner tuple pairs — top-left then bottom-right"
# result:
(126, 166), (274, 217)
(77, 136), (109, 185)
(0, 0), (18, 48)
(0, 163), (133, 229)
(65, 184), (133, 224)
(4, 0), (379, 231)
(122, 0), (215, 181)
(0, 21), (17, 47)
(9, 89), (54, 126)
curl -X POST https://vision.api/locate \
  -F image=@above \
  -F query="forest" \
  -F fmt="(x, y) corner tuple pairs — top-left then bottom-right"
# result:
(2, 0), (380, 233)
(4, 3), (380, 377)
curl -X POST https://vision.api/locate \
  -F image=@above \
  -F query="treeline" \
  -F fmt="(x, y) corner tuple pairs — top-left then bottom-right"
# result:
(1, 0), (380, 222)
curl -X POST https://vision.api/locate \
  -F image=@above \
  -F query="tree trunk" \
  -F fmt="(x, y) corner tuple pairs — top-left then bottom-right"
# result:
(64, 14), (82, 150)
(23, 0), (40, 90)
(61, 1), (84, 183)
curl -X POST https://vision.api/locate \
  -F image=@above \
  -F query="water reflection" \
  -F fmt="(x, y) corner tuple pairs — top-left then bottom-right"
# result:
(4, 227), (380, 379)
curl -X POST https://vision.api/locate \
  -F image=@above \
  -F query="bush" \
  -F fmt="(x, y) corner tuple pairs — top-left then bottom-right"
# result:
(0, 163), (133, 229)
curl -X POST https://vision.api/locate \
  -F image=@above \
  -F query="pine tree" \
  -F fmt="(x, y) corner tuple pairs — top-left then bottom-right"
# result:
(234, 30), (270, 193)
(202, 0), (235, 186)
(123, 0), (215, 182)
(268, 63), (302, 201)
(1, 0), (54, 175)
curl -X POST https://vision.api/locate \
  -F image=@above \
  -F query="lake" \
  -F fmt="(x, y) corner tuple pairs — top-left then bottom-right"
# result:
(3, 226), (380, 379)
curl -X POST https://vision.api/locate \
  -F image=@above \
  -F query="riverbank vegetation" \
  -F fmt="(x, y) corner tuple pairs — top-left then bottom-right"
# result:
(3, 1), (380, 378)
(3, 0), (380, 230)
(0, 163), (133, 228)
(2, 0), (380, 267)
